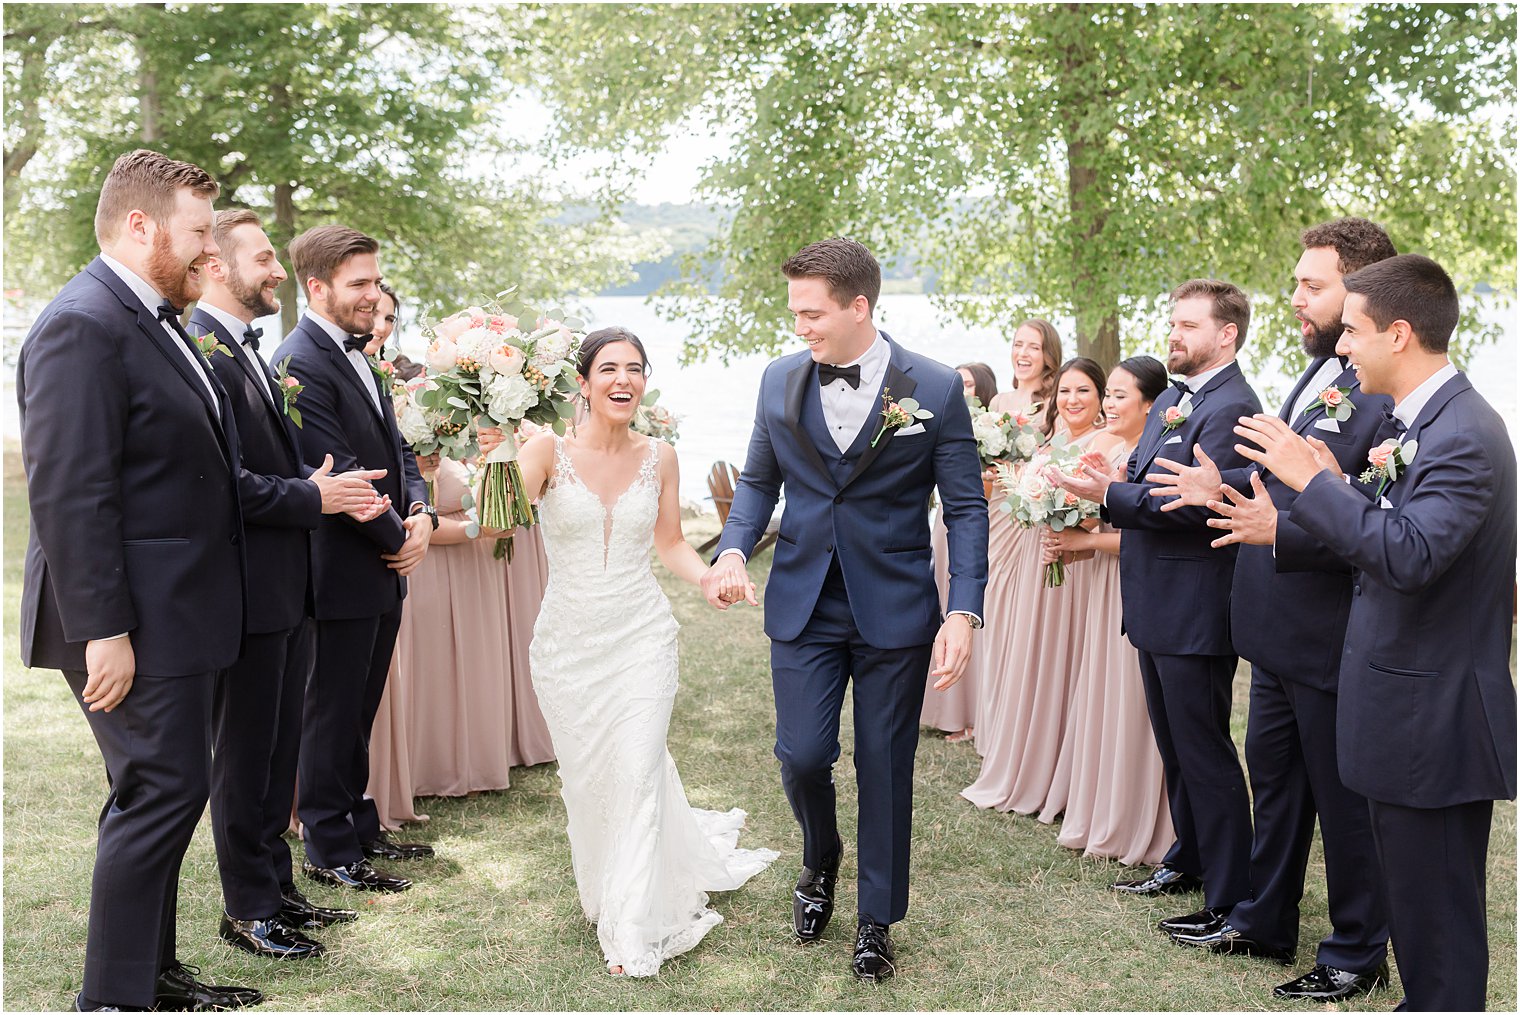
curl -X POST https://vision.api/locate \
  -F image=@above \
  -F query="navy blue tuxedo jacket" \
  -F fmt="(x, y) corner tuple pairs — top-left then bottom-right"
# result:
(717, 335), (988, 649)
(1226, 359), (1392, 688)
(1293, 373), (1517, 808)
(270, 317), (427, 621)
(189, 309), (321, 634)
(1104, 360), (1262, 656)
(17, 257), (246, 676)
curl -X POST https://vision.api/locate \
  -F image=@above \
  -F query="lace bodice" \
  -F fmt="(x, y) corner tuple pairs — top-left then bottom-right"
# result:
(538, 435), (663, 586)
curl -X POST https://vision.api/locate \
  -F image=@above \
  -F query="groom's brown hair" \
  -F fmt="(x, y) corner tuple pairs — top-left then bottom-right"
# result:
(288, 224), (379, 296)
(94, 149), (219, 245)
(782, 238), (882, 315)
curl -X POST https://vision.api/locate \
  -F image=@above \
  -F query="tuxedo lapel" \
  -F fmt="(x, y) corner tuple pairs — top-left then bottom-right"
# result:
(1132, 387), (1183, 477)
(838, 342), (916, 494)
(308, 319), (386, 425)
(783, 358), (833, 485)
(1280, 356), (1332, 424)
(1290, 361), (1358, 435)
(190, 309), (303, 465)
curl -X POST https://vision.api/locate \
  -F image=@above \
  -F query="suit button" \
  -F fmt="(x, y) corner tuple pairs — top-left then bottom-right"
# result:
(826, 545), (834, 554)
(834, 494), (843, 504)
(1353, 584), (1361, 595)
(230, 533), (240, 546)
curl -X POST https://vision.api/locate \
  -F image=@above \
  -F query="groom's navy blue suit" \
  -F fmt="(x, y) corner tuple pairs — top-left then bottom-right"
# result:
(717, 334), (988, 925)
(1216, 358), (1391, 972)
(1103, 359), (1261, 911)
(18, 258), (245, 1008)
(1291, 371), (1515, 1010)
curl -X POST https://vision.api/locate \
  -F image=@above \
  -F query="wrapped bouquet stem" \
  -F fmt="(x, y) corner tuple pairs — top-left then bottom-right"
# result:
(477, 426), (535, 531)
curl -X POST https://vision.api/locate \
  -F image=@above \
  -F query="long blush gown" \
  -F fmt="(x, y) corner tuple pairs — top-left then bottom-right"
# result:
(530, 435), (777, 977)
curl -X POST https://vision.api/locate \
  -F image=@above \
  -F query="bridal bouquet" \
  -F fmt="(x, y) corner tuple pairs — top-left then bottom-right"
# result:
(996, 438), (1100, 587)
(969, 399), (1043, 469)
(412, 291), (584, 531)
(631, 389), (681, 445)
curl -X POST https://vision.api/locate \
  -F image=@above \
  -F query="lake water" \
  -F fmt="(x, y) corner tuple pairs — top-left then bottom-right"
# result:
(5, 293), (1514, 508)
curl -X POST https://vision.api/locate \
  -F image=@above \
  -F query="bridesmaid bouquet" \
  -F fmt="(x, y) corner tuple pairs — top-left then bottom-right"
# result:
(969, 400), (1044, 469)
(411, 290), (584, 532)
(631, 389), (681, 444)
(996, 438), (1100, 587)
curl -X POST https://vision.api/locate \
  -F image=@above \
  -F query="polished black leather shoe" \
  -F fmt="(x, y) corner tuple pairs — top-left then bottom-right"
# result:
(219, 913), (325, 960)
(360, 832), (434, 861)
(792, 839), (843, 942)
(73, 994), (131, 1011)
(1273, 961), (1390, 1001)
(1113, 865), (1204, 896)
(1158, 906), (1230, 937)
(279, 887), (358, 929)
(302, 859), (411, 892)
(1172, 922), (1295, 965)
(154, 961), (263, 1010)
(852, 917), (896, 982)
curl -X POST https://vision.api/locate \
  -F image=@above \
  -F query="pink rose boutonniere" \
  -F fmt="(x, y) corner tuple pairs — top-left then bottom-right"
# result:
(1359, 436), (1418, 500)
(273, 355), (305, 428)
(1160, 403), (1189, 434)
(191, 332), (234, 361)
(871, 387), (934, 448)
(1304, 386), (1356, 422)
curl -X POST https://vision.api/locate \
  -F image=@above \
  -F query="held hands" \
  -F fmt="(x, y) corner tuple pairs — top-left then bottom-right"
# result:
(1146, 445), (1221, 511)
(701, 554), (758, 610)
(1205, 472), (1278, 548)
(1040, 526), (1093, 564)
(309, 454), (390, 521)
(383, 513), (434, 575)
(1233, 415), (1342, 492)
(83, 637), (135, 712)
(930, 614), (973, 690)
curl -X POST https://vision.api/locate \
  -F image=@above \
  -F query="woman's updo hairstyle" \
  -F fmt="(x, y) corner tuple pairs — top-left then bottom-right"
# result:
(577, 326), (651, 379)
(1116, 354), (1168, 405)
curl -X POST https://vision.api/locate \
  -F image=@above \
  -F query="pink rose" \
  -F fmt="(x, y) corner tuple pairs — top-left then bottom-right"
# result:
(1064, 490), (1079, 507)
(1368, 442), (1395, 469)
(435, 313), (471, 342)
(378, 359), (393, 375)
(1014, 412), (1032, 426)
(1321, 387), (1343, 407)
(1164, 406), (1183, 423)
(464, 306), (487, 328)
(486, 314), (515, 333)
(282, 376), (299, 389)
(426, 338), (459, 372)
(488, 344), (524, 376)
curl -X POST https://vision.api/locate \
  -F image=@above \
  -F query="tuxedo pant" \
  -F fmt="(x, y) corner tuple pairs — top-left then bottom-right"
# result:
(63, 668), (213, 1010)
(1138, 650), (1251, 910)
(211, 621), (313, 919)
(1227, 666), (1388, 971)
(770, 562), (933, 926)
(1370, 798), (1493, 1011)
(299, 605), (402, 868)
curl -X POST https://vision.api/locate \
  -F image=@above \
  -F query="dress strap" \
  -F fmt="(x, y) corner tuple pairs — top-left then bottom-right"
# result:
(551, 435), (577, 488)
(639, 435), (662, 491)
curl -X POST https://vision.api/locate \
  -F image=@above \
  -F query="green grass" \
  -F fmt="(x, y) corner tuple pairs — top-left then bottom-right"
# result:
(4, 440), (1515, 1010)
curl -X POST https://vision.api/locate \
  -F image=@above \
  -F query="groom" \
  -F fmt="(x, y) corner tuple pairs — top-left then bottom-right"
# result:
(704, 238), (988, 981)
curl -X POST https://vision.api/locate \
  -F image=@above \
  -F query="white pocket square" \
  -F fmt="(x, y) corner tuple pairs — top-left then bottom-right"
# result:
(895, 423), (926, 436)
(1163, 434), (1184, 445)
(1378, 496), (1393, 509)
(1313, 417), (1342, 433)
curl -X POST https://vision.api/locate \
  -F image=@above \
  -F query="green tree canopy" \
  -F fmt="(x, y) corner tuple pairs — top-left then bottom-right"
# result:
(533, 2), (1516, 368)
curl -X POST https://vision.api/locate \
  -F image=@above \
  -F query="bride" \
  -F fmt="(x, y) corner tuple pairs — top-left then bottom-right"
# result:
(480, 326), (777, 977)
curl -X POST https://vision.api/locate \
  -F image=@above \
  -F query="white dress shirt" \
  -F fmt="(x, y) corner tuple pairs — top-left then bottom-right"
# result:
(99, 253), (220, 411)
(819, 333), (890, 453)
(1289, 357), (1348, 422)
(306, 310), (382, 415)
(1393, 361), (1459, 431)
(197, 301), (275, 407)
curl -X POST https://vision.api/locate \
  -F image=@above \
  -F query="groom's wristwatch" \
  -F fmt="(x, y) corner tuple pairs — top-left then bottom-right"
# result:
(409, 502), (439, 530)
(949, 610), (983, 629)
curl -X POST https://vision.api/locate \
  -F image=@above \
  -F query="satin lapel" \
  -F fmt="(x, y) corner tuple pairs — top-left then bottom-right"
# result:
(1131, 387), (1183, 477)
(838, 356), (916, 494)
(1280, 356), (1331, 424)
(1291, 361), (1357, 435)
(1404, 373), (1470, 445)
(190, 310), (303, 463)
(784, 359), (833, 484)
(313, 322), (387, 426)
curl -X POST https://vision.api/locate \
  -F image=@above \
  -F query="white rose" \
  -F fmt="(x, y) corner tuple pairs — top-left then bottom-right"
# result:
(485, 372), (538, 422)
(1014, 432), (1039, 458)
(531, 329), (573, 368)
(398, 402), (432, 445)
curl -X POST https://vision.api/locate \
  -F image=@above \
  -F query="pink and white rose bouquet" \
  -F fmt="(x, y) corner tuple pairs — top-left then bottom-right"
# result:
(631, 389), (681, 445)
(996, 437), (1100, 587)
(969, 399), (1043, 468)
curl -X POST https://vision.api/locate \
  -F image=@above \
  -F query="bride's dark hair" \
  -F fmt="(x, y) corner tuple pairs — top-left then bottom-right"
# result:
(578, 326), (651, 378)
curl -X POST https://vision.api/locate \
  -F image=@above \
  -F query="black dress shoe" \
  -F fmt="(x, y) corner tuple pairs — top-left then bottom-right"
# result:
(360, 831), (434, 861)
(219, 914), (325, 960)
(793, 839), (843, 943)
(1113, 865), (1204, 896)
(154, 961), (263, 1011)
(73, 993), (134, 1011)
(303, 859), (411, 892)
(852, 917), (896, 982)
(1171, 922), (1295, 965)
(279, 887), (358, 929)
(1273, 961), (1390, 1001)
(1158, 906), (1230, 936)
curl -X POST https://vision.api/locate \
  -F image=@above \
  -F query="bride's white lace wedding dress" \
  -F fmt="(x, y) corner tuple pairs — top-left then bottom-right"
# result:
(529, 435), (778, 977)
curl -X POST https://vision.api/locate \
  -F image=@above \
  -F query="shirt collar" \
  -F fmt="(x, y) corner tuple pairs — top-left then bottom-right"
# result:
(197, 301), (253, 345)
(1176, 360), (1231, 393)
(305, 309), (358, 352)
(98, 252), (166, 316)
(836, 331), (888, 371)
(1393, 361), (1458, 430)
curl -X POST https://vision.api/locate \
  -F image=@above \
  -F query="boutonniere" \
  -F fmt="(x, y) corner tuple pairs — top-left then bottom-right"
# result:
(369, 355), (394, 379)
(871, 387), (934, 447)
(1160, 401), (1190, 434)
(273, 356), (305, 428)
(191, 332), (234, 361)
(1303, 386), (1355, 422)
(1358, 436), (1418, 499)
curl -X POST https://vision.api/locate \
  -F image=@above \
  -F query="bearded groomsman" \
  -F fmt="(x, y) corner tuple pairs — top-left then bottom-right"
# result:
(190, 210), (391, 957)
(1147, 219), (1396, 1000)
(1215, 253), (1516, 1012)
(17, 150), (260, 1011)
(1051, 280), (1261, 931)
(270, 225), (435, 893)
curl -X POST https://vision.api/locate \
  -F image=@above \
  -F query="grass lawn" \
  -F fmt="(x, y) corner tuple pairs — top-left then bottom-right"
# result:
(3, 440), (1515, 1011)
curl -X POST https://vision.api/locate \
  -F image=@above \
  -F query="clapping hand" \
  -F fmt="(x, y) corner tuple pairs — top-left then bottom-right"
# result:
(1146, 445), (1221, 511)
(1233, 415), (1343, 492)
(1048, 451), (1117, 504)
(1205, 472), (1278, 547)
(309, 454), (388, 517)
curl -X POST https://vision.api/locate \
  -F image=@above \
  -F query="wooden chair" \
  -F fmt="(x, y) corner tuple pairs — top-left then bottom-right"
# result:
(696, 460), (779, 556)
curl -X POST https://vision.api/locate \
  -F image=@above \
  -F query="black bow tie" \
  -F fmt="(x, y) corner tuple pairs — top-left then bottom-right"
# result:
(344, 334), (372, 353)
(1170, 377), (1191, 395)
(819, 363), (862, 389)
(156, 300), (186, 324)
(1382, 408), (1408, 435)
(243, 326), (262, 351)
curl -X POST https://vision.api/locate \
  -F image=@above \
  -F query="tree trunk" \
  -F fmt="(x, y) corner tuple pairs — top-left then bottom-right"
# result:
(4, 44), (46, 220)
(275, 181), (299, 335)
(135, 4), (166, 143)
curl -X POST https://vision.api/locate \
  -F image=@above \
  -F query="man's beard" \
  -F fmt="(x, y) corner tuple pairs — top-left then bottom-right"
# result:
(227, 261), (280, 318)
(1300, 315), (1343, 359)
(147, 228), (202, 308)
(325, 294), (373, 336)
(1167, 348), (1206, 377)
